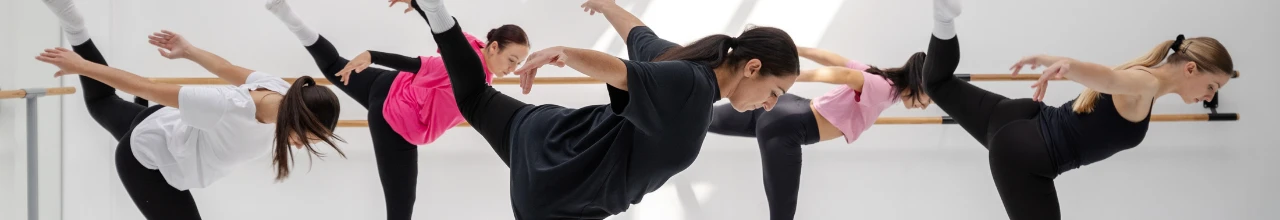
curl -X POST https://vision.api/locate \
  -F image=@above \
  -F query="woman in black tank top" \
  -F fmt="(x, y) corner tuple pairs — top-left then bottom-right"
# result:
(920, 1), (1238, 219)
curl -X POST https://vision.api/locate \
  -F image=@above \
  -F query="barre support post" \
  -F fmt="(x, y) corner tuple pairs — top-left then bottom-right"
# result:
(23, 88), (46, 220)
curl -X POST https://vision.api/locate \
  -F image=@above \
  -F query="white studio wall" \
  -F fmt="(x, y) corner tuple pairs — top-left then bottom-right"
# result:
(2, 0), (67, 220)
(16, 0), (1277, 219)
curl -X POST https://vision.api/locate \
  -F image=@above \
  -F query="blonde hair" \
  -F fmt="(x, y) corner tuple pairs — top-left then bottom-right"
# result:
(1071, 36), (1236, 113)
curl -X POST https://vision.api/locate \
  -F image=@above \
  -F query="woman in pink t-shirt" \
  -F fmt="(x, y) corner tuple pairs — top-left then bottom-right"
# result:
(267, 0), (529, 219)
(708, 47), (932, 220)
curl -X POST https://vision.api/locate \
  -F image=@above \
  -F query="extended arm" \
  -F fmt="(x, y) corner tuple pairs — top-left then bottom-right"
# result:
(149, 30), (254, 86)
(561, 47), (629, 90)
(182, 47), (256, 85)
(584, 0), (646, 42)
(1034, 55), (1160, 97)
(798, 66), (865, 91)
(368, 50), (422, 72)
(798, 47), (851, 67)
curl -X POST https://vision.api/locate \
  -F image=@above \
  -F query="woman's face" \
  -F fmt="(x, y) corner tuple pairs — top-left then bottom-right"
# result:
(485, 42), (530, 77)
(725, 59), (798, 112)
(1173, 62), (1230, 104)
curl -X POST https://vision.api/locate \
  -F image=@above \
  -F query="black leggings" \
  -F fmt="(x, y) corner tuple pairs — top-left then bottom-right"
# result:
(708, 94), (820, 220)
(430, 19), (528, 164)
(304, 35), (420, 220)
(921, 35), (1061, 220)
(73, 40), (203, 219)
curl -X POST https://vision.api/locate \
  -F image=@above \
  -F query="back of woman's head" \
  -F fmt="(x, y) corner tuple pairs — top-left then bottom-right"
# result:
(1072, 35), (1236, 113)
(272, 76), (345, 181)
(866, 52), (929, 104)
(654, 26), (800, 77)
(486, 24), (530, 49)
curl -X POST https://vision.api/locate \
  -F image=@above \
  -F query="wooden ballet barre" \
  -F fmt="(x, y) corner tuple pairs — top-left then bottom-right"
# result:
(0, 87), (77, 99)
(149, 74), (1053, 86)
(150, 76), (598, 85)
(333, 113), (1239, 128)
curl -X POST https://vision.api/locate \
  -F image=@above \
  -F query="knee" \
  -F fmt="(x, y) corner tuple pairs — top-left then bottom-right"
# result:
(756, 126), (804, 154)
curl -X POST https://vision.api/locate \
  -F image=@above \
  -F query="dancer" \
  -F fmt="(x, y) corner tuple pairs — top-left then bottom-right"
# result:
(265, 0), (529, 218)
(921, 0), (1236, 219)
(36, 0), (343, 219)
(407, 0), (799, 218)
(583, 0), (930, 218)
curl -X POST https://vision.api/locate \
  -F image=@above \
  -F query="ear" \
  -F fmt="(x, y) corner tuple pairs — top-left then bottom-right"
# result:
(1184, 61), (1198, 75)
(743, 59), (763, 77)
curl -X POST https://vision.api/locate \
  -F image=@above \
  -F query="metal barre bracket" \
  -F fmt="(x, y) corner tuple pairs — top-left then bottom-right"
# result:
(22, 88), (48, 99)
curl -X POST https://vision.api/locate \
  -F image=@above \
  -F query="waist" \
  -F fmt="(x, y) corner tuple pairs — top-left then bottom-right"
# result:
(1037, 106), (1080, 174)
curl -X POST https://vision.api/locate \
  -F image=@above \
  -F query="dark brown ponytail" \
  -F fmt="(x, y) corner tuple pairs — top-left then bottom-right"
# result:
(272, 75), (344, 181)
(865, 52), (928, 104)
(655, 26), (800, 77)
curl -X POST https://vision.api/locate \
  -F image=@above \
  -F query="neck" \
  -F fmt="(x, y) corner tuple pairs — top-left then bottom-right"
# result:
(253, 91), (282, 124)
(1150, 65), (1183, 96)
(713, 64), (738, 98)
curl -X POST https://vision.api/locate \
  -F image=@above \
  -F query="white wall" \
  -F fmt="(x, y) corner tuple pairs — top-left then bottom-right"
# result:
(31, 0), (1280, 219)
(1, 0), (65, 220)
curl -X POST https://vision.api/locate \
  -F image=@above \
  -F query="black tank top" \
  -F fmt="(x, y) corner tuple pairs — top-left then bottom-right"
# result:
(1038, 93), (1152, 174)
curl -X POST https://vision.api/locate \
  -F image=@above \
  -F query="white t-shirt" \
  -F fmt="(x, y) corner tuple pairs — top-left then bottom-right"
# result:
(130, 72), (291, 190)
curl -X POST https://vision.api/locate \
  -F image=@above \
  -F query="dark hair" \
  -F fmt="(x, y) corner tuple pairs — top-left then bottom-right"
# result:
(654, 26), (800, 77)
(865, 52), (928, 104)
(272, 76), (344, 181)
(486, 24), (529, 50)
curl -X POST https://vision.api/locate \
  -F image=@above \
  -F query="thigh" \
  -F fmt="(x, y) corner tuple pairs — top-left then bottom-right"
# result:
(986, 98), (1045, 142)
(708, 103), (763, 138)
(929, 79), (1011, 147)
(115, 137), (202, 220)
(988, 120), (1061, 220)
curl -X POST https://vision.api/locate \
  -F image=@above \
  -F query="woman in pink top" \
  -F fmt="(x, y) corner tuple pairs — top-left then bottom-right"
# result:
(708, 48), (932, 220)
(267, 0), (529, 219)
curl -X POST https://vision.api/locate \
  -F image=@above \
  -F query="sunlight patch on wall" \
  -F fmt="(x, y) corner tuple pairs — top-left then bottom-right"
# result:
(639, 0), (746, 44)
(738, 0), (844, 47)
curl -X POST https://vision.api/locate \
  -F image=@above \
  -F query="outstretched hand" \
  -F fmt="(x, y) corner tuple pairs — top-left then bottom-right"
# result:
(35, 47), (89, 78)
(148, 30), (194, 59)
(334, 51), (374, 86)
(514, 47), (567, 94)
(389, 0), (414, 13)
(580, 0), (618, 15)
(1010, 55), (1069, 102)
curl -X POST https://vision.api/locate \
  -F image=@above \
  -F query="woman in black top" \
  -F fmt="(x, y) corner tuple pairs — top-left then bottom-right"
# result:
(923, 0), (1238, 219)
(408, 0), (799, 218)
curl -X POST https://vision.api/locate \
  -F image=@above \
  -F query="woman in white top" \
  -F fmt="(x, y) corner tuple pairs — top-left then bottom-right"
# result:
(37, 0), (343, 219)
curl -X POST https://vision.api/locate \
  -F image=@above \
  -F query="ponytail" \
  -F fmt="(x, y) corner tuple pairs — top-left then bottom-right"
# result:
(272, 75), (345, 181)
(1071, 39), (1178, 113)
(654, 35), (735, 66)
(655, 26), (799, 77)
(865, 52), (929, 104)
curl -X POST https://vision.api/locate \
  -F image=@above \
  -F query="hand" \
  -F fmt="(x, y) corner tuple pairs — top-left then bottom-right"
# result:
(1008, 55), (1047, 77)
(389, 0), (413, 13)
(335, 51), (373, 86)
(514, 47), (567, 94)
(35, 47), (89, 77)
(148, 30), (195, 59)
(1028, 60), (1070, 102)
(580, 0), (617, 15)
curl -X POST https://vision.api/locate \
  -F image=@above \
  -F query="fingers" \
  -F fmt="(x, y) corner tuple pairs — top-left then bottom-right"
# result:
(56, 47), (71, 52)
(54, 70), (68, 78)
(342, 71), (351, 86)
(158, 48), (174, 58)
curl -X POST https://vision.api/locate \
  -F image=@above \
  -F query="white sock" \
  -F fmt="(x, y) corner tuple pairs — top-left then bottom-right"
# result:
(933, 0), (961, 40)
(42, 0), (91, 45)
(415, 0), (456, 34)
(266, 0), (319, 45)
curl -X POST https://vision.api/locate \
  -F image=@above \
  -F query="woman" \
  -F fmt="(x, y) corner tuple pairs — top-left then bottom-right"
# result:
(582, 1), (930, 218)
(921, 0), (1237, 219)
(709, 49), (929, 220)
(410, 0), (799, 218)
(37, 0), (344, 219)
(264, 0), (528, 218)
